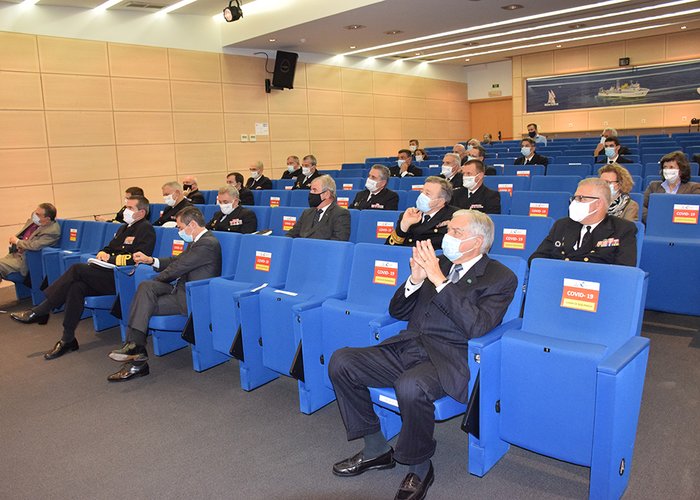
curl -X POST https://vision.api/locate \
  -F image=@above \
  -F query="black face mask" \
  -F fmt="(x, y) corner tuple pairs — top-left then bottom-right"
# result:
(183, 184), (192, 191)
(528, 131), (537, 138)
(308, 192), (324, 208)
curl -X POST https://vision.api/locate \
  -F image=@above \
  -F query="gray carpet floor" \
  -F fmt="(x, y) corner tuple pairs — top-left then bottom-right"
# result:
(0, 287), (698, 500)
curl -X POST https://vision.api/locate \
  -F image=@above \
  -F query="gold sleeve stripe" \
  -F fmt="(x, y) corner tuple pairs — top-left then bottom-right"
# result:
(115, 254), (133, 266)
(386, 230), (405, 246)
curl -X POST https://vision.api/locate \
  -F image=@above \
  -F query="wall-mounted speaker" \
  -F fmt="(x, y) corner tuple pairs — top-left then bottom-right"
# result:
(272, 51), (298, 89)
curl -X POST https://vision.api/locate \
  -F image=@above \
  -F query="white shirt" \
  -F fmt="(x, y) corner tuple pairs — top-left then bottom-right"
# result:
(153, 229), (208, 269)
(315, 203), (331, 222)
(404, 254), (483, 296)
(573, 220), (602, 251)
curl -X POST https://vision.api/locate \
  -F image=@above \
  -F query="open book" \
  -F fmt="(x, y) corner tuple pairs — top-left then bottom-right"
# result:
(87, 258), (116, 269)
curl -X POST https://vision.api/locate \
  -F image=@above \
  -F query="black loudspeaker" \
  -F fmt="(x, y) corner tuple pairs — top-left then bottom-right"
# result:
(272, 50), (298, 89)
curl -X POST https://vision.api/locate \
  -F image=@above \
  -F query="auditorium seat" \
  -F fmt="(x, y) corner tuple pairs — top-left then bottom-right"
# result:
(510, 191), (572, 220)
(248, 205), (270, 231)
(488, 214), (555, 261)
(483, 175), (531, 195)
(259, 190), (291, 208)
(398, 176), (429, 192)
(398, 190), (420, 211)
(43, 221), (108, 287)
(552, 156), (593, 166)
(546, 164), (592, 177)
(149, 203), (166, 224)
(503, 165), (545, 177)
(272, 179), (296, 190)
(268, 206), (306, 235)
(353, 210), (402, 244)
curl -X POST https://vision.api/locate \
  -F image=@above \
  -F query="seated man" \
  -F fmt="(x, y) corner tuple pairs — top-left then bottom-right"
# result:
(466, 144), (497, 175)
(96, 186), (144, 223)
(293, 154), (322, 189)
(482, 133), (493, 145)
(206, 185), (257, 233)
(514, 138), (549, 168)
(529, 178), (637, 266)
(1, 203), (60, 283)
(595, 136), (632, 164)
(408, 139), (420, 155)
(226, 172), (254, 206)
(439, 153), (463, 189)
(107, 207), (222, 381)
(11, 196), (156, 360)
(286, 175), (351, 241)
(329, 210), (517, 500)
(452, 143), (468, 165)
(246, 161), (273, 190)
(282, 155), (302, 179)
(154, 181), (192, 226)
(592, 127), (630, 157)
(389, 149), (423, 177)
(182, 175), (206, 204)
(386, 176), (456, 249)
(351, 165), (399, 210)
(526, 122), (547, 146)
(451, 159), (501, 214)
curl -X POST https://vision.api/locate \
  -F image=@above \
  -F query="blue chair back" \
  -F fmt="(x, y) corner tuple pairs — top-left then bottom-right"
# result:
(78, 221), (109, 253)
(272, 179), (296, 190)
(337, 178), (363, 191)
(483, 175), (531, 194)
(248, 205), (270, 230)
(55, 220), (84, 251)
(336, 170), (366, 179)
(101, 223), (120, 246)
(230, 234), (293, 283)
(398, 176), (429, 191)
(149, 204), (166, 224)
(336, 191), (360, 211)
(489, 215), (555, 261)
(354, 210), (402, 244)
(554, 156), (593, 165)
(155, 227), (181, 258)
(645, 193), (700, 238)
(489, 254), (528, 322)
(398, 190), (420, 210)
(288, 189), (311, 207)
(503, 165), (545, 176)
(284, 239), (354, 292)
(259, 190), (291, 208)
(531, 175), (581, 193)
(202, 190), (218, 204)
(510, 191), (571, 220)
(546, 164), (592, 177)
(203, 204), (219, 222)
(344, 244), (413, 306)
(269, 206), (306, 236)
(212, 232), (242, 276)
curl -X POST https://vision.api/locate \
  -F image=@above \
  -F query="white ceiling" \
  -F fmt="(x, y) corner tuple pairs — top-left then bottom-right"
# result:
(6, 0), (700, 66)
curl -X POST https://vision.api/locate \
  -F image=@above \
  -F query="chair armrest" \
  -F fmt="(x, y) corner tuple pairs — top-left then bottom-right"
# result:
(233, 281), (286, 300)
(598, 336), (650, 375)
(185, 277), (215, 291)
(293, 293), (346, 313)
(369, 314), (407, 342)
(468, 318), (523, 349)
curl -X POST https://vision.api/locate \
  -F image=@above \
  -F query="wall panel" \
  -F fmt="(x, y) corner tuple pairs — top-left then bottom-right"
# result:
(117, 144), (177, 178)
(172, 112), (225, 143)
(0, 71), (43, 110)
(109, 43), (169, 79)
(53, 179), (122, 219)
(222, 84), (268, 114)
(168, 49), (220, 82)
(171, 81), (223, 112)
(0, 148), (51, 187)
(45, 111), (114, 147)
(175, 142), (227, 175)
(42, 74), (112, 111)
(114, 112), (173, 145)
(49, 146), (118, 183)
(37, 37), (109, 76)
(0, 185), (55, 227)
(0, 111), (47, 148)
(111, 78), (172, 112)
(0, 32), (39, 72)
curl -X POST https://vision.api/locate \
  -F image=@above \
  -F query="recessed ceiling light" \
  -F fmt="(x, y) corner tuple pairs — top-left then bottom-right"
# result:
(415, 52), (421, 55)
(384, 30), (403, 35)
(681, 25), (687, 29)
(349, 45), (356, 49)
(465, 58), (471, 61)
(502, 4), (523, 10)
(556, 44), (562, 48)
(269, 38), (276, 42)
(158, 0), (195, 14)
(344, 24), (366, 30)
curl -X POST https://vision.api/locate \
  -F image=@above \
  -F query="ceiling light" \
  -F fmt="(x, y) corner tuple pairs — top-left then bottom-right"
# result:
(158, 0), (196, 14)
(415, 52), (421, 55)
(344, 24), (366, 30)
(681, 25), (687, 29)
(269, 38), (276, 42)
(465, 58), (471, 62)
(341, 0), (627, 55)
(94, 0), (122, 9)
(21, 0), (40, 4)
(502, 4), (523, 10)
(222, 0), (242, 21)
(556, 44), (562, 48)
(349, 45), (356, 49)
(384, 30), (403, 35)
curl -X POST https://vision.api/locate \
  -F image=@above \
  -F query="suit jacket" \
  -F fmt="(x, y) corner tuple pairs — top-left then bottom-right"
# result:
(642, 181), (700, 222)
(246, 176), (273, 190)
(386, 205), (457, 249)
(6, 219), (61, 275)
(186, 189), (206, 204)
(292, 170), (322, 189)
(451, 184), (501, 214)
(206, 206), (257, 234)
(440, 172), (464, 190)
(282, 168), (302, 180)
(154, 231), (222, 302)
(515, 153), (549, 167)
(154, 198), (192, 226)
(389, 164), (423, 177)
(239, 187), (255, 206)
(285, 202), (351, 241)
(595, 155), (632, 164)
(529, 215), (637, 267)
(385, 255), (517, 402)
(351, 188), (399, 210)
(103, 218), (157, 266)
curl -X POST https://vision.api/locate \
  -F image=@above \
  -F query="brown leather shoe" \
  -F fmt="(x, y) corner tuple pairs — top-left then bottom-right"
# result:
(394, 462), (434, 500)
(332, 448), (395, 477)
(107, 362), (150, 382)
(44, 339), (79, 360)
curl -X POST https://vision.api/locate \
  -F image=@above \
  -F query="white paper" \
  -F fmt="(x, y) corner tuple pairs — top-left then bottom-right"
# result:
(378, 394), (399, 407)
(250, 283), (269, 293)
(255, 122), (269, 136)
(87, 258), (116, 269)
(274, 289), (298, 296)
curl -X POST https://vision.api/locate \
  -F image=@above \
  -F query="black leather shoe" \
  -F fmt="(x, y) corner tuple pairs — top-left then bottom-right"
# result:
(11, 310), (49, 325)
(108, 342), (148, 362)
(394, 462), (434, 500)
(332, 448), (395, 477)
(107, 362), (150, 382)
(44, 339), (79, 360)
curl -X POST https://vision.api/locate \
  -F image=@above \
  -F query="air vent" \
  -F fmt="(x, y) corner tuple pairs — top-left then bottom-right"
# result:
(124, 2), (164, 9)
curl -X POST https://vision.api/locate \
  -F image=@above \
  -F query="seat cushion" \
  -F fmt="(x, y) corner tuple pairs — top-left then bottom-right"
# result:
(84, 295), (117, 309)
(149, 314), (187, 331)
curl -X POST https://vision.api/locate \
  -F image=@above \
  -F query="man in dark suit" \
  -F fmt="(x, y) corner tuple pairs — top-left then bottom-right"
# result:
(595, 136), (633, 164)
(451, 159), (501, 214)
(286, 175), (351, 241)
(154, 181), (192, 226)
(293, 154), (323, 189)
(107, 207), (222, 381)
(439, 152), (463, 188)
(246, 161), (273, 190)
(387, 176), (456, 249)
(466, 144), (497, 175)
(1, 203), (60, 282)
(515, 138), (549, 168)
(529, 178), (637, 266)
(389, 149), (423, 177)
(329, 210), (517, 500)
(282, 155), (302, 179)
(206, 185), (257, 234)
(182, 175), (206, 204)
(96, 186), (144, 223)
(351, 165), (399, 210)
(592, 128), (631, 158)
(226, 172), (254, 206)
(11, 196), (157, 360)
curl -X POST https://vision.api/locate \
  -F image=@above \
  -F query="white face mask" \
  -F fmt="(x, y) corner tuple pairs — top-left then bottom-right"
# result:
(397, 159), (406, 167)
(287, 164), (296, 173)
(569, 199), (597, 223)
(409, 145), (417, 152)
(31, 213), (42, 225)
(521, 147), (531, 157)
(250, 171), (261, 180)
(302, 166), (312, 176)
(415, 155), (424, 162)
(441, 165), (453, 177)
(219, 202), (234, 215)
(604, 147), (616, 159)
(365, 178), (379, 192)
(163, 194), (176, 207)
(663, 168), (680, 183)
(123, 208), (136, 225)
(463, 175), (478, 191)
(609, 183), (617, 198)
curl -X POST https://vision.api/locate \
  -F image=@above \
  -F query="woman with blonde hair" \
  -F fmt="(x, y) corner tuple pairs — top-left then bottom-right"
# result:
(598, 163), (639, 221)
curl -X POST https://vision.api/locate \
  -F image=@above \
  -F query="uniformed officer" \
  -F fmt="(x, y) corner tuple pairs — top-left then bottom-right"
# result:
(529, 178), (637, 266)
(386, 176), (456, 249)
(206, 185), (257, 234)
(154, 181), (192, 226)
(11, 195), (157, 360)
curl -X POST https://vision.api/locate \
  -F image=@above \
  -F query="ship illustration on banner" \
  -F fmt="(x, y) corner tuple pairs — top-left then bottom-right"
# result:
(544, 90), (559, 107)
(597, 81), (650, 98)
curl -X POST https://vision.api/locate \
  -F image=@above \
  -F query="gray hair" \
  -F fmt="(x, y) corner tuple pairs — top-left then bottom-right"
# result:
(218, 185), (239, 199)
(316, 174), (336, 197)
(252, 160), (264, 170)
(453, 143), (466, 153)
(443, 153), (461, 166)
(162, 181), (182, 192)
(578, 177), (612, 207)
(603, 127), (618, 136)
(370, 164), (390, 181)
(452, 209), (495, 254)
(304, 154), (317, 166)
(425, 175), (453, 204)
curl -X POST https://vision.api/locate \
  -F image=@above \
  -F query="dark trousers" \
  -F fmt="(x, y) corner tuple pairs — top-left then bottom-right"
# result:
(328, 338), (446, 465)
(43, 263), (115, 340)
(126, 280), (186, 346)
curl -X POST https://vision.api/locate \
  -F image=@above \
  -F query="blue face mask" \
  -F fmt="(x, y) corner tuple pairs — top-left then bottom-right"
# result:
(416, 193), (433, 213)
(442, 234), (478, 262)
(521, 147), (531, 157)
(604, 147), (616, 158)
(178, 226), (193, 243)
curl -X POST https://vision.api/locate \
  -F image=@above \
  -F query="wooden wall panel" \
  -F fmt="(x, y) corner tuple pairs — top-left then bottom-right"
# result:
(341, 68), (373, 93)
(402, 119), (426, 141)
(305, 64), (342, 91)
(624, 35), (666, 66)
(588, 42), (625, 71)
(521, 52), (554, 78)
(168, 49), (221, 82)
(373, 72), (403, 96)
(42, 74), (112, 111)
(663, 102), (700, 127)
(114, 112), (173, 145)
(224, 113), (270, 142)
(269, 141), (311, 176)
(401, 97), (426, 119)
(345, 141), (375, 163)
(0, 71), (43, 110)
(0, 185), (54, 227)
(307, 89), (343, 116)
(624, 107), (664, 129)
(46, 111), (114, 147)
(49, 146), (118, 183)
(116, 144), (177, 178)
(268, 114), (309, 141)
(373, 95), (401, 118)
(342, 92), (374, 116)
(374, 118), (402, 140)
(221, 54), (269, 86)
(172, 112), (225, 143)
(554, 47), (588, 74)
(111, 78), (172, 112)
(0, 111), (47, 148)
(343, 116), (374, 140)
(425, 99), (450, 120)
(0, 148), (51, 187)
(175, 143), (227, 174)
(53, 179), (121, 218)
(268, 88), (308, 114)
(0, 32), (39, 72)
(309, 140), (344, 167)
(222, 84), (269, 114)
(118, 176), (173, 203)
(109, 44), (169, 79)
(666, 31), (700, 61)
(226, 142), (272, 171)
(37, 37), (109, 76)
(171, 81), (223, 112)
(309, 115), (344, 141)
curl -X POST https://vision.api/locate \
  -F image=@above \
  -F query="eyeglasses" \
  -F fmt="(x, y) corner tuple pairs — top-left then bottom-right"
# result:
(603, 180), (619, 185)
(570, 195), (600, 203)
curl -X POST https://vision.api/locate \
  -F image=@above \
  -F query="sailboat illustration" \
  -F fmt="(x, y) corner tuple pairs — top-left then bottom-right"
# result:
(544, 89), (559, 107)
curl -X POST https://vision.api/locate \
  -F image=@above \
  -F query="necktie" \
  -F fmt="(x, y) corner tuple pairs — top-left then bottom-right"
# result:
(447, 264), (463, 283)
(580, 225), (592, 249)
(312, 209), (323, 226)
(423, 214), (431, 224)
